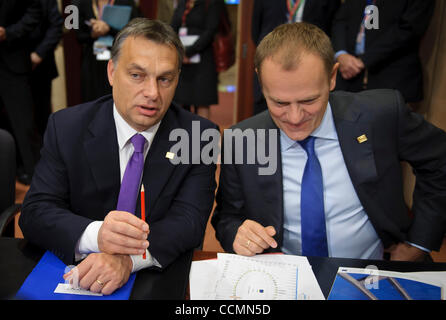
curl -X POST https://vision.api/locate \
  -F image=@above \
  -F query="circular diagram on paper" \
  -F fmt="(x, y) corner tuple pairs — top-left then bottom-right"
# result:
(233, 270), (278, 300)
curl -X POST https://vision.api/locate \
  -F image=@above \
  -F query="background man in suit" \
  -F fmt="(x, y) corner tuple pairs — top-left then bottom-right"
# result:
(29, 0), (63, 139)
(212, 23), (446, 262)
(332, 0), (434, 104)
(251, 0), (340, 115)
(0, 0), (42, 185)
(20, 18), (217, 295)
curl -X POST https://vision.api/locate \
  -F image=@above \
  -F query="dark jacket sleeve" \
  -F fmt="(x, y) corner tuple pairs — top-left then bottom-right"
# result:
(72, 0), (95, 45)
(5, 0), (41, 43)
(395, 91), (446, 251)
(251, 0), (262, 46)
(211, 136), (247, 253)
(362, 0), (435, 69)
(34, 0), (63, 60)
(330, 0), (352, 53)
(19, 113), (94, 265)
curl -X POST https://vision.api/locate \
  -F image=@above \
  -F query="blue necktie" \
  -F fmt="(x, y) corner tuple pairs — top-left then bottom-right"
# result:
(298, 136), (328, 257)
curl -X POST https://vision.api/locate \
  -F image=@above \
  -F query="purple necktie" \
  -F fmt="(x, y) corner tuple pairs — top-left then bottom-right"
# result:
(116, 134), (146, 214)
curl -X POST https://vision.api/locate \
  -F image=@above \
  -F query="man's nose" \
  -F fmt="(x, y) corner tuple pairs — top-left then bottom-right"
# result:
(142, 78), (159, 100)
(287, 105), (304, 124)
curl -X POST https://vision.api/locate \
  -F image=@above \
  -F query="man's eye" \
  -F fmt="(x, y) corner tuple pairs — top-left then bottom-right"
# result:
(130, 73), (142, 80)
(159, 77), (172, 86)
(301, 100), (316, 105)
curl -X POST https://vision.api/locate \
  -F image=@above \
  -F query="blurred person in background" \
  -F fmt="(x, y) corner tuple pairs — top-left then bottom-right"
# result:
(29, 0), (63, 139)
(332, 0), (435, 106)
(0, 0), (42, 185)
(72, 0), (141, 103)
(171, 0), (224, 119)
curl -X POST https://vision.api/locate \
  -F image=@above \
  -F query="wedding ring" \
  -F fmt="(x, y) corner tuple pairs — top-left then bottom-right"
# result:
(96, 279), (104, 286)
(246, 240), (251, 248)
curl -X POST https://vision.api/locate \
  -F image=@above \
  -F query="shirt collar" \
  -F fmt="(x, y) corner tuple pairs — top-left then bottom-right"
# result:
(113, 103), (161, 150)
(280, 102), (338, 151)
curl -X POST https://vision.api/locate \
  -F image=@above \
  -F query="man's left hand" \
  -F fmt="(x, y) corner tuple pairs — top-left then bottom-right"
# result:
(0, 27), (6, 42)
(388, 242), (430, 262)
(63, 253), (132, 295)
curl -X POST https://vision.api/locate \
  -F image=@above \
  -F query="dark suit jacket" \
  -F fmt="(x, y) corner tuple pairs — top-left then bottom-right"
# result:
(212, 89), (446, 256)
(251, 0), (340, 46)
(0, 0), (41, 74)
(29, 0), (63, 80)
(331, 0), (434, 103)
(20, 95), (218, 267)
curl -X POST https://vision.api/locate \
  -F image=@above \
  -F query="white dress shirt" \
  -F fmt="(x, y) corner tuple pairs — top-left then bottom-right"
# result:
(75, 104), (161, 272)
(281, 103), (384, 259)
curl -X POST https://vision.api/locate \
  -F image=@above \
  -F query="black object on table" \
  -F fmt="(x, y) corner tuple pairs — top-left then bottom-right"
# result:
(0, 237), (193, 300)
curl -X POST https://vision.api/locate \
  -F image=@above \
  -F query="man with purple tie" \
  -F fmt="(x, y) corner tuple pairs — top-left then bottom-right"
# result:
(20, 18), (218, 295)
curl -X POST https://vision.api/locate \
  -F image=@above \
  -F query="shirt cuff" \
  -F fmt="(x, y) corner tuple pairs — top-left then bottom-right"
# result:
(405, 241), (431, 253)
(334, 50), (348, 60)
(75, 221), (102, 261)
(130, 250), (162, 273)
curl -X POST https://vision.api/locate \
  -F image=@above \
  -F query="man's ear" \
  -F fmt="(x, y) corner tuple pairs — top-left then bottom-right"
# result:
(255, 68), (262, 87)
(107, 59), (115, 86)
(329, 62), (340, 91)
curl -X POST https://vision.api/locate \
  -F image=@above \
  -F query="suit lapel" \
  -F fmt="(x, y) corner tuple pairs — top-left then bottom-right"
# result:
(330, 93), (378, 193)
(83, 99), (121, 209)
(141, 107), (178, 219)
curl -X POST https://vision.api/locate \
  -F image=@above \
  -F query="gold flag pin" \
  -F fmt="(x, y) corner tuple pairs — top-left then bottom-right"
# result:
(165, 152), (175, 159)
(357, 134), (368, 144)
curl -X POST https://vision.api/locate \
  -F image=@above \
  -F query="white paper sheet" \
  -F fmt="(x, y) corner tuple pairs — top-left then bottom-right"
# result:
(54, 283), (103, 296)
(179, 35), (201, 63)
(189, 253), (324, 300)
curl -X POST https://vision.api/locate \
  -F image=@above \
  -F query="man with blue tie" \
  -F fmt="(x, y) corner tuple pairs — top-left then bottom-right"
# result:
(20, 18), (218, 295)
(212, 22), (446, 262)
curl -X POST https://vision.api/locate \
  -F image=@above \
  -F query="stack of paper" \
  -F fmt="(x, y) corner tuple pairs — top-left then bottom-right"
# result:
(189, 253), (324, 300)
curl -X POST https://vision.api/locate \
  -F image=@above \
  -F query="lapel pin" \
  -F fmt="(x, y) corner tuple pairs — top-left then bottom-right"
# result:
(165, 152), (175, 159)
(357, 134), (368, 144)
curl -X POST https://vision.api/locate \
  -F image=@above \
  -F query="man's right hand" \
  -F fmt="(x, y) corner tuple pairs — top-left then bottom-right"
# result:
(337, 53), (365, 80)
(98, 210), (149, 255)
(233, 219), (277, 256)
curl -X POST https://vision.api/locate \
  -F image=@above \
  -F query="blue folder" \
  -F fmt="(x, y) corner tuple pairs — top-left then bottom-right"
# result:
(102, 5), (132, 31)
(15, 251), (136, 300)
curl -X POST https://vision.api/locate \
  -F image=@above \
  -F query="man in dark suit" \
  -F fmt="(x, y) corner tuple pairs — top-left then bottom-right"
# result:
(29, 0), (63, 139)
(251, 0), (340, 115)
(20, 18), (217, 295)
(332, 0), (434, 103)
(0, 0), (42, 184)
(212, 23), (446, 262)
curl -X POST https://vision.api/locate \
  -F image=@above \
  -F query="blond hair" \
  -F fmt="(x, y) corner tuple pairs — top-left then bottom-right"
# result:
(254, 22), (335, 80)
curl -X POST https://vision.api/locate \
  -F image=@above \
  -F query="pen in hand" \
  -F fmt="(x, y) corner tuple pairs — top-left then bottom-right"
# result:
(140, 184), (146, 260)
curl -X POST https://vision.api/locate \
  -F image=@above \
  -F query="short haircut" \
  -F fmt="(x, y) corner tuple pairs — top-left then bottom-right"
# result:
(111, 18), (184, 70)
(254, 22), (335, 81)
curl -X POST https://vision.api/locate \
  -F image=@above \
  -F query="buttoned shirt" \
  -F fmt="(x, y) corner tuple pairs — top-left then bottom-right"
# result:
(75, 104), (162, 272)
(280, 102), (384, 259)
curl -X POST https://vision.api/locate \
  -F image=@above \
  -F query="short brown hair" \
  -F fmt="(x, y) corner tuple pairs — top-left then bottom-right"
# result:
(254, 22), (335, 80)
(111, 18), (184, 70)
